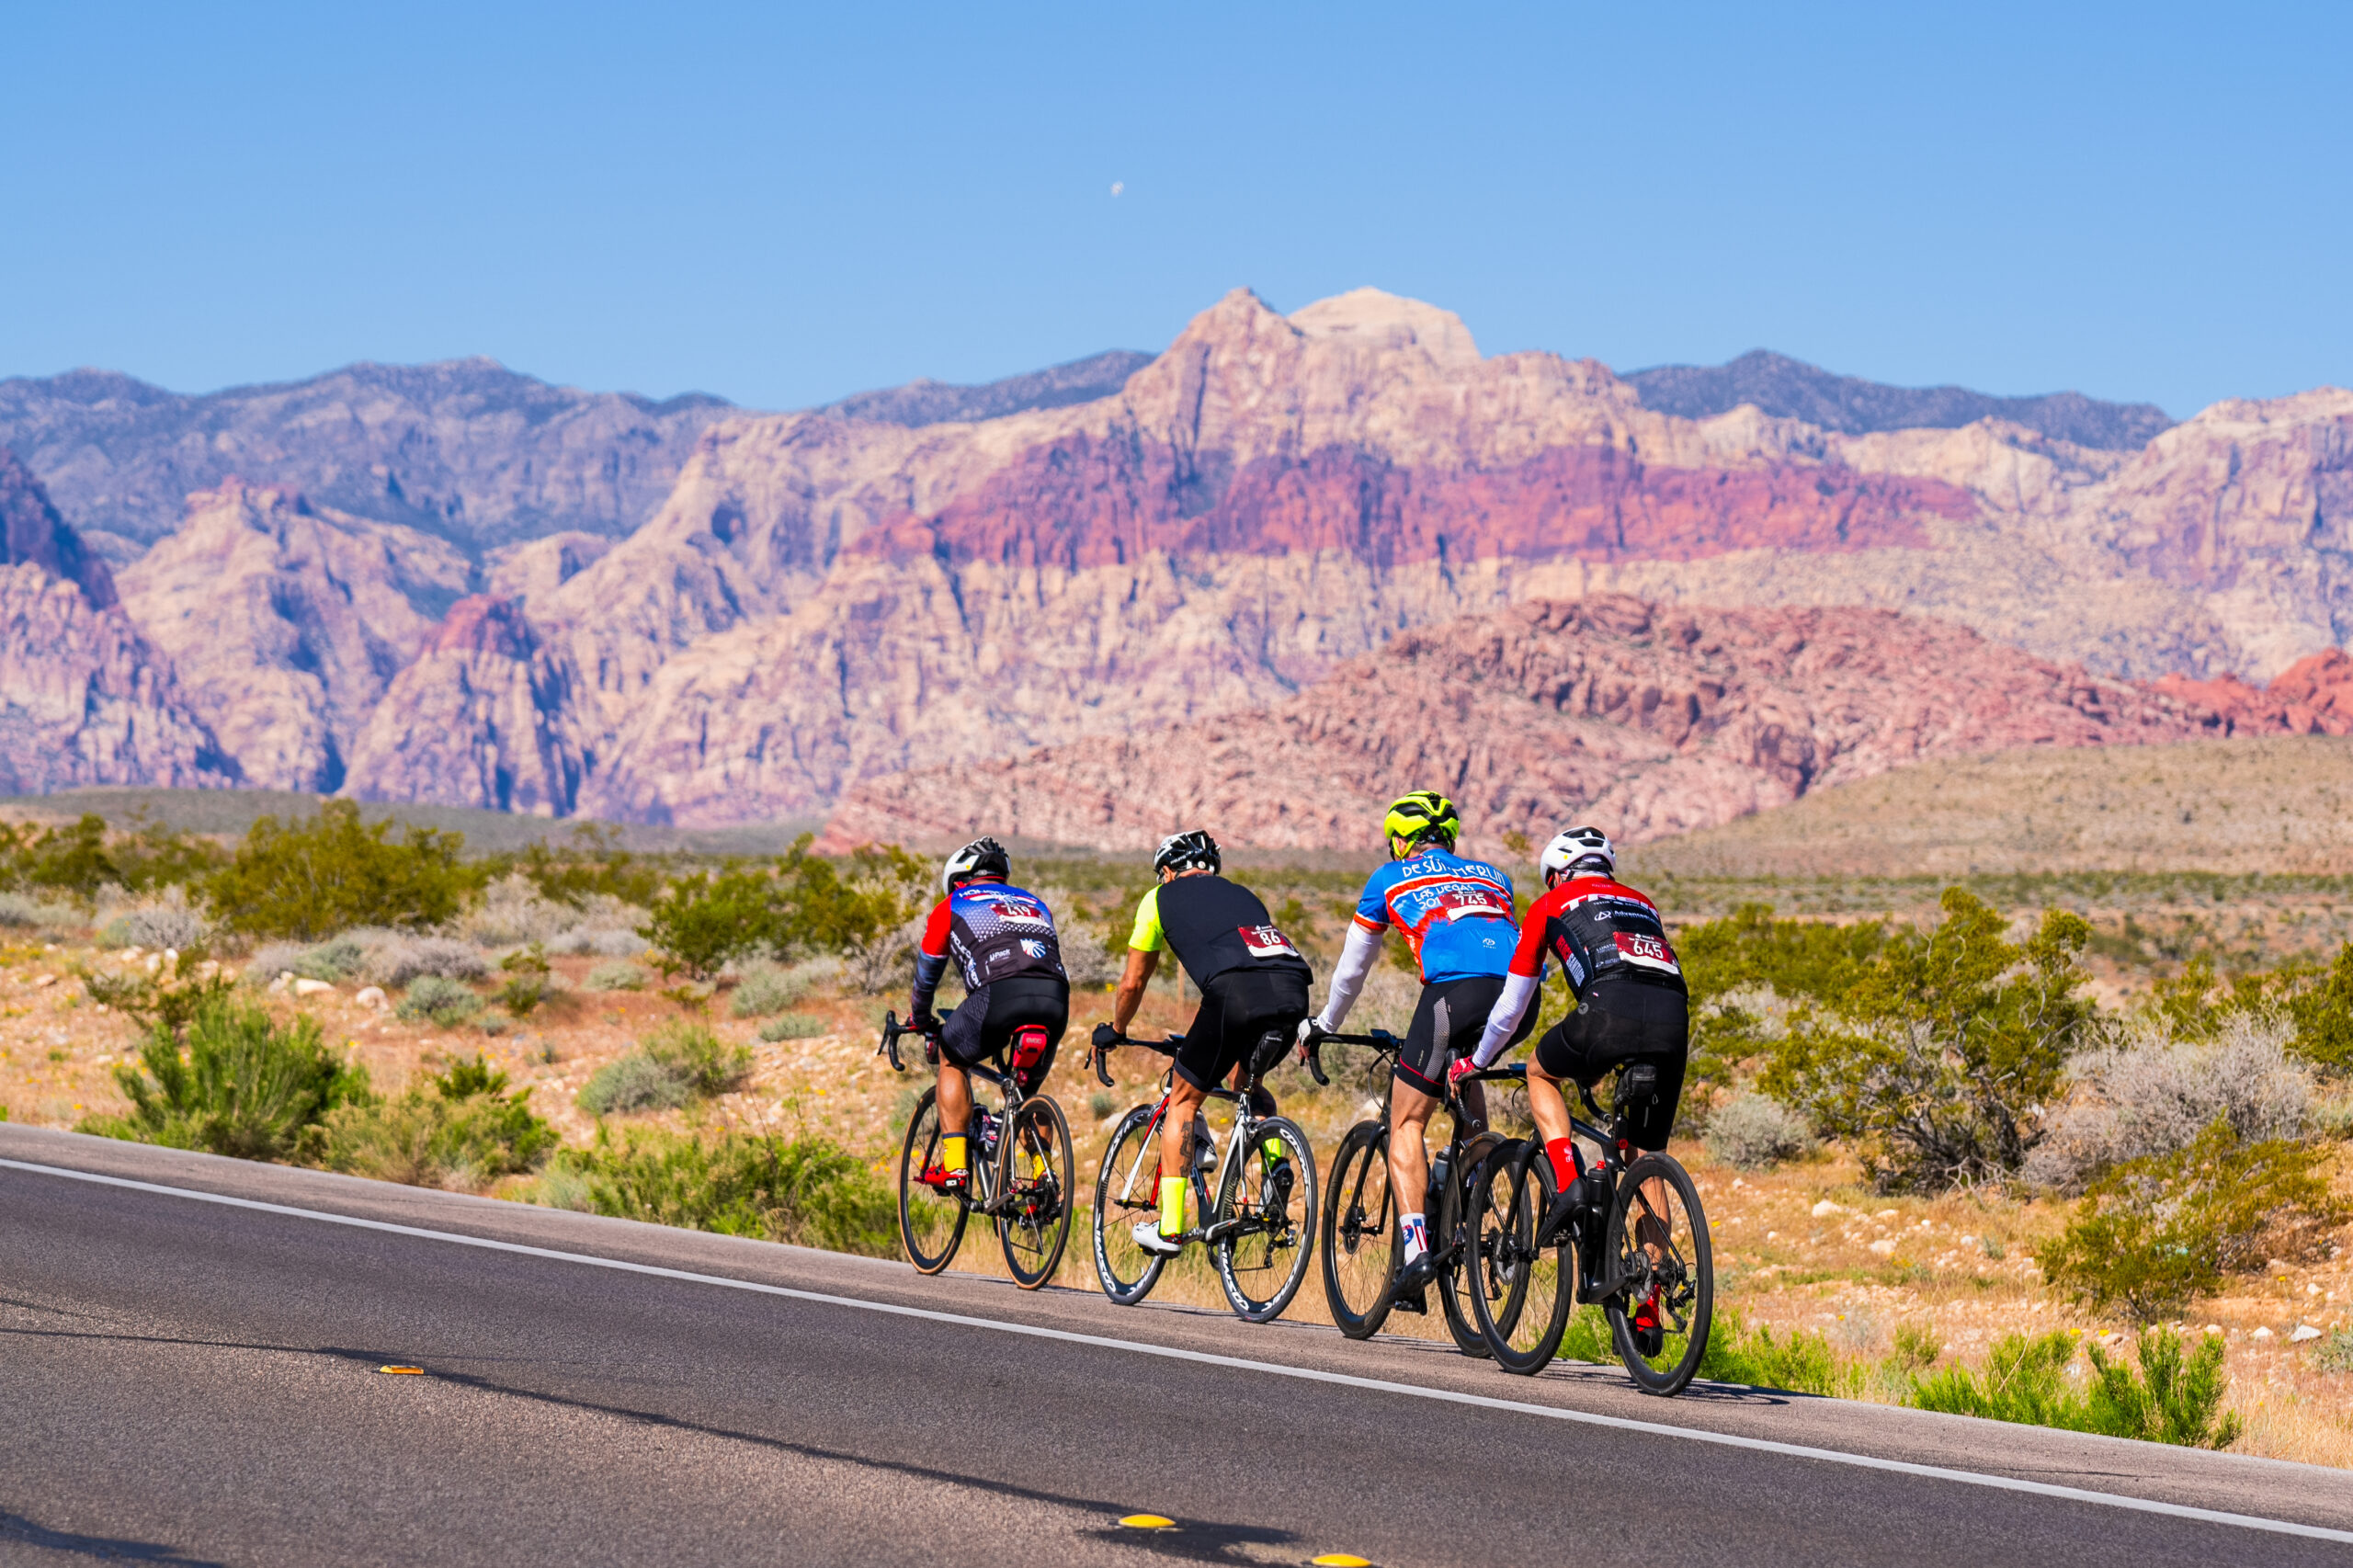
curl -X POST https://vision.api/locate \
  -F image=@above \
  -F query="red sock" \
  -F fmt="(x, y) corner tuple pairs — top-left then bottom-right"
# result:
(1544, 1137), (1581, 1192)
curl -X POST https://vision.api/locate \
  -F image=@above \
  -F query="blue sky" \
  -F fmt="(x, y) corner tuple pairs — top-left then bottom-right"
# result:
(6, 2), (2346, 416)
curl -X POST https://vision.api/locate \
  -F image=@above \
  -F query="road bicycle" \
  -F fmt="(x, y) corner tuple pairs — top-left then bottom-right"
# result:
(1307, 1029), (1518, 1357)
(878, 1010), (1074, 1290)
(1465, 1062), (1713, 1394)
(1086, 1026), (1318, 1324)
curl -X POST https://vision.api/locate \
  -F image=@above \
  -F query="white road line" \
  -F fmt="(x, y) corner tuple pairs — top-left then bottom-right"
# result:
(10, 1154), (2349, 1546)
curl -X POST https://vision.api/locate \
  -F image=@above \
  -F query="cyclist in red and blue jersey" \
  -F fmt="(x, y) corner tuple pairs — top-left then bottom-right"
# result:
(909, 837), (1069, 1193)
(1301, 791), (1534, 1302)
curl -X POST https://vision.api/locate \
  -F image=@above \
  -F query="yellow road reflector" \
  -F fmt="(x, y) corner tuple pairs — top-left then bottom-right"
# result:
(377, 1365), (425, 1375)
(1311, 1556), (1374, 1567)
(1119, 1515), (1175, 1529)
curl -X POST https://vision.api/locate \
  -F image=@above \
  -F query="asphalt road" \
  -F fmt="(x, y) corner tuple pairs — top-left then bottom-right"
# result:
(5, 1125), (2351, 1568)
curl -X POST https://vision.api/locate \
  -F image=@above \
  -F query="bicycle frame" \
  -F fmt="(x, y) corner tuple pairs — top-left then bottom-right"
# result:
(1092, 1032), (1281, 1242)
(879, 1009), (1031, 1219)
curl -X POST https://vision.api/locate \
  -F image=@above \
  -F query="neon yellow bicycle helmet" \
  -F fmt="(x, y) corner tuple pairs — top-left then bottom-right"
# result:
(1381, 791), (1461, 856)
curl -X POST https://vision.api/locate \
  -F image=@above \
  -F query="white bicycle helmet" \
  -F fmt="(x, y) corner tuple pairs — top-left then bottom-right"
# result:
(940, 836), (1011, 896)
(1539, 824), (1615, 883)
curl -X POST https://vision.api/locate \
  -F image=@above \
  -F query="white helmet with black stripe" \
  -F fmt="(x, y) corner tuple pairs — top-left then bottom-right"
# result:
(940, 836), (1011, 896)
(1540, 824), (1614, 883)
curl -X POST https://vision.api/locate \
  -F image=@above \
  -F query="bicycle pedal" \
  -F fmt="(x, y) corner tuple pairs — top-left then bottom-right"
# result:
(1390, 1286), (1429, 1315)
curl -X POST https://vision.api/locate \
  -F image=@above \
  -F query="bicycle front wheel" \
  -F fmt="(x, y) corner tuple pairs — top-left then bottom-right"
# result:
(1434, 1131), (1506, 1359)
(1468, 1140), (1574, 1375)
(1318, 1121), (1396, 1339)
(997, 1095), (1074, 1290)
(1603, 1152), (1713, 1396)
(1090, 1105), (1168, 1305)
(897, 1087), (968, 1275)
(1212, 1116), (1316, 1323)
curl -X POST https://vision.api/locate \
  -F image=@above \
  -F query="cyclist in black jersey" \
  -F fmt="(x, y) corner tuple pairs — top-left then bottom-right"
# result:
(1106, 830), (1313, 1256)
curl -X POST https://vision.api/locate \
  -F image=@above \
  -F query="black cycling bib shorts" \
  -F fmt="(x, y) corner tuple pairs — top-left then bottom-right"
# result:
(1394, 972), (1534, 1096)
(1533, 977), (1689, 1150)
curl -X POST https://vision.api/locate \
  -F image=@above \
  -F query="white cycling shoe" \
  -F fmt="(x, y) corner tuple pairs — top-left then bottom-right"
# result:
(1131, 1220), (1185, 1256)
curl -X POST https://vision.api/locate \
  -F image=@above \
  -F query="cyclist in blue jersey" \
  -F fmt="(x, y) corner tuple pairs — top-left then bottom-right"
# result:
(1299, 791), (1534, 1302)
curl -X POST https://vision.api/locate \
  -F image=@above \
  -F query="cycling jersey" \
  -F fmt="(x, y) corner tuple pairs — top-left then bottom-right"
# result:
(912, 878), (1065, 1017)
(1472, 874), (1684, 1068)
(1351, 849), (1519, 983)
(1313, 848), (1519, 1037)
(1128, 873), (1312, 990)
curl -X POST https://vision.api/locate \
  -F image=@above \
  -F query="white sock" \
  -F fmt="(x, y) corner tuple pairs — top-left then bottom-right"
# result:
(1400, 1212), (1428, 1263)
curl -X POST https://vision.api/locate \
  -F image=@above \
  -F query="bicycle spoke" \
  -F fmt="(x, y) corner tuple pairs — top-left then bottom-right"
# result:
(1604, 1153), (1713, 1396)
(897, 1091), (967, 1275)
(1318, 1125), (1395, 1338)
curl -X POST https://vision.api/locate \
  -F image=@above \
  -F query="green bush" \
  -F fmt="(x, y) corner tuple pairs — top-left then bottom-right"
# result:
(474, 823), (665, 910)
(729, 960), (808, 1017)
(1909, 1328), (2241, 1449)
(1693, 1306), (1843, 1393)
(205, 801), (467, 940)
(2041, 1119), (2347, 1322)
(494, 943), (552, 1017)
(635, 837), (927, 982)
(638, 869), (783, 980)
(756, 1012), (829, 1042)
(644, 1020), (752, 1096)
(1760, 890), (2095, 1190)
(311, 1054), (557, 1188)
(396, 975), (483, 1028)
(247, 936), (369, 983)
(2289, 943), (2353, 1073)
(540, 1125), (895, 1254)
(585, 960), (647, 991)
(577, 1053), (692, 1114)
(80, 995), (370, 1161)
(2307, 1328), (2353, 1373)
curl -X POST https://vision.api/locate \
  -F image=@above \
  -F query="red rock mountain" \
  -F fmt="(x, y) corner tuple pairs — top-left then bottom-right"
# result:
(2154, 648), (2353, 736)
(0, 451), (230, 792)
(821, 597), (2256, 854)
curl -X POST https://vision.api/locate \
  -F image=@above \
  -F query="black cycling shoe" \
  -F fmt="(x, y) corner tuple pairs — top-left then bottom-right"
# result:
(1265, 1159), (1295, 1216)
(1390, 1283), (1429, 1314)
(1393, 1249), (1438, 1294)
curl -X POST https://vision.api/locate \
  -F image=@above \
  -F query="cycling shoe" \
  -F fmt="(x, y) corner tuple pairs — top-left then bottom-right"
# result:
(1130, 1221), (1184, 1257)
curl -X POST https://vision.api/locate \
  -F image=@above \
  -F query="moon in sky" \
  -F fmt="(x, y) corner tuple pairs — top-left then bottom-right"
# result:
(1110, 181), (1124, 198)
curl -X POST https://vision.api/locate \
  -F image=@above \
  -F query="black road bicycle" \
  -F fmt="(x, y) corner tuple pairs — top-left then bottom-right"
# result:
(1308, 1029), (1517, 1357)
(879, 1010), (1074, 1290)
(1465, 1062), (1713, 1394)
(1086, 1028), (1318, 1324)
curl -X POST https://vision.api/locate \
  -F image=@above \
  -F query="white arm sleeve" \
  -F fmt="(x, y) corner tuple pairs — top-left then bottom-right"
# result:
(1472, 972), (1541, 1068)
(1315, 922), (1386, 1032)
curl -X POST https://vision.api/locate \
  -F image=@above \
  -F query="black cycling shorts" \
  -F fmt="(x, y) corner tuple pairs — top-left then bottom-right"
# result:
(938, 975), (1069, 1085)
(1174, 967), (1310, 1093)
(1533, 979), (1689, 1151)
(1394, 973), (1533, 1096)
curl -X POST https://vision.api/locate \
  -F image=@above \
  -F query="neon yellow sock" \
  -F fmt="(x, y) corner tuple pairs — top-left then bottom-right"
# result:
(1261, 1136), (1287, 1165)
(1157, 1175), (1188, 1238)
(942, 1135), (967, 1174)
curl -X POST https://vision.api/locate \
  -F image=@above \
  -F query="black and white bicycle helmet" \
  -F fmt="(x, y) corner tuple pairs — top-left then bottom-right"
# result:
(1539, 824), (1615, 883)
(940, 836), (1011, 896)
(1152, 829), (1222, 877)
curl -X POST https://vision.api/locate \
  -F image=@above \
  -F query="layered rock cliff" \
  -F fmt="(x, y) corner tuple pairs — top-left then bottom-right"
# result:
(0, 453), (230, 791)
(116, 482), (472, 791)
(821, 597), (2250, 854)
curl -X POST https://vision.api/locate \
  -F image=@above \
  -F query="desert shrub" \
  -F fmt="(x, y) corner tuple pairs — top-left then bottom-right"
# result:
(729, 959), (809, 1017)
(205, 801), (466, 940)
(0, 890), (78, 929)
(1704, 1092), (1815, 1170)
(476, 824), (665, 910)
(78, 952), (237, 1037)
(1695, 1307), (1843, 1393)
(369, 936), (491, 988)
(396, 975), (483, 1028)
(540, 1124), (895, 1254)
(97, 887), (210, 952)
(1910, 1328), (2240, 1449)
(458, 872), (577, 947)
(639, 868), (785, 980)
(756, 1012), (830, 1042)
(494, 943), (552, 1017)
(585, 960), (647, 992)
(1760, 891), (2095, 1190)
(80, 995), (369, 1161)
(0, 813), (116, 897)
(578, 1053), (693, 1114)
(2307, 1328), (2353, 1373)
(245, 935), (370, 985)
(2041, 1119), (2348, 1322)
(644, 1019), (753, 1096)
(2026, 1012), (2313, 1192)
(2289, 941), (2353, 1074)
(310, 1053), (556, 1188)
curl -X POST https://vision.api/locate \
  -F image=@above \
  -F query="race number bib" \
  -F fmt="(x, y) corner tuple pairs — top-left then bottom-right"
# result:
(1613, 930), (1681, 976)
(1436, 886), (1515, 922)
(1238, 924), (1301, 959)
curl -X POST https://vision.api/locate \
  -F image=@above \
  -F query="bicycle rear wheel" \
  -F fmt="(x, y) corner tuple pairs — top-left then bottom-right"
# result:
(1318, 1122), (1396, 1339)
(997, 1095), (1074, 1290)
(1603, 1152), (1713, 1396)
(1090, 1104), (1168, 1305)
(1434, 1132), (1506, 1359)
(896, 1087), (968, 1275)
(1468, 1141), (1574, 1375)
(1212, 1116), (1316, 1323)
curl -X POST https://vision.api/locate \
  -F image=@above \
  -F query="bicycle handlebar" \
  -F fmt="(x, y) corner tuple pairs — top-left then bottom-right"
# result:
(875, 1008), (937, 1074)
(1087, 1022), (1183, 1087)
(1299, 1026), (1395, 1088)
